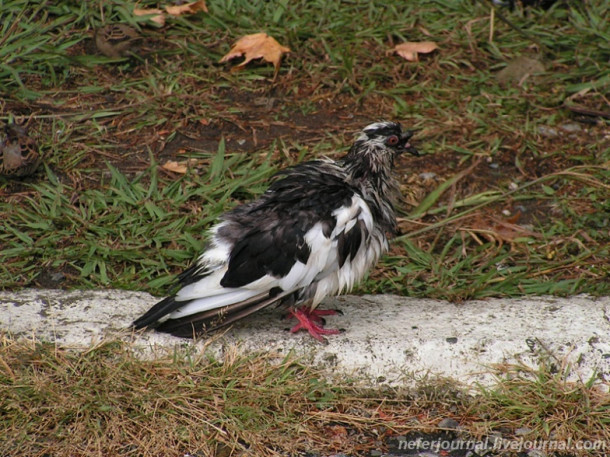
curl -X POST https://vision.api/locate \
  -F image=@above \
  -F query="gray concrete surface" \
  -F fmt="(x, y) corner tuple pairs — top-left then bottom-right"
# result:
(1, 288), (609, 386)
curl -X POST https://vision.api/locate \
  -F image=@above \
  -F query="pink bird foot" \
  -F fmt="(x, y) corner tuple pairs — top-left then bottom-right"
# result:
(287, 307), (342, 343)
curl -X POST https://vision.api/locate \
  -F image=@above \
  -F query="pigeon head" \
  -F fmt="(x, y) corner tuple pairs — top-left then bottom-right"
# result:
(360, 121), (419, 157)
(345, 121), (419, 180)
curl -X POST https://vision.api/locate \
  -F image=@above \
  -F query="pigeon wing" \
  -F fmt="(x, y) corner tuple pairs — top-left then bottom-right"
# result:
(133, 161), (373, 336)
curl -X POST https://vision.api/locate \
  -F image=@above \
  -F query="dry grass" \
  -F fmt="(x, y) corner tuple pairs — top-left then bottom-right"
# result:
(1, 0), (609, 454)
(0, 338), (465, 456)
(474, 352), (610, 446)
(2, 337), (609, 456)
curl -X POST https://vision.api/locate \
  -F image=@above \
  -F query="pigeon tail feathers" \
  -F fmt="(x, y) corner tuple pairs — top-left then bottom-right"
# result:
(151, 289), (293, 338)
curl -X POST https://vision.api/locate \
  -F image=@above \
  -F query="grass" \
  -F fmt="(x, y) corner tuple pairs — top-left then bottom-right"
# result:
(476, 356), (610, 444)
(1, 338), (609, 456)
(2, 150), (276, 290)
(1, 0), (609, 454)
(1, 0), (608, 298)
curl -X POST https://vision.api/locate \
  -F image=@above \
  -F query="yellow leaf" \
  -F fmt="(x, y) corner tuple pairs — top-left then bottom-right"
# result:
(390, 41), (438, 62)
(219, 33), (291, 79)
(134, 1), (206, 26)
(134, 8), (166, 26)
(165, 0), (208, 16)
(161, 160), (188, 174)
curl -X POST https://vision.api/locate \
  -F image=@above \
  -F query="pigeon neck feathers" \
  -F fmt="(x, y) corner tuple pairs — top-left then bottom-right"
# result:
(340, 121), (409, 234)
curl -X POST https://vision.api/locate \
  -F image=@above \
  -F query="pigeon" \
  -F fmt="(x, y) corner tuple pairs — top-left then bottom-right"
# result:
(133, 121), (419, 342)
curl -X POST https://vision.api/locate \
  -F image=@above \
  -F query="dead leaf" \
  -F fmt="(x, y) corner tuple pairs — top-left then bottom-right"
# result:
(95, 24), (141, 58)
(161, 160), (188, 174)
(134, 8), (166, 26)
(496, 56), (545, 86)
(134, 1), (207, 26)
(219, 33), (291, 79)
(390, 41), (439, 62)
(325, 425), (348, 444)
(466, 212), (541, 245)
(165, 0), (207, 16)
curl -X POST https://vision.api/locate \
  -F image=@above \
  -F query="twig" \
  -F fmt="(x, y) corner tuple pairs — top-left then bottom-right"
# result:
(475, 0), (555, 56)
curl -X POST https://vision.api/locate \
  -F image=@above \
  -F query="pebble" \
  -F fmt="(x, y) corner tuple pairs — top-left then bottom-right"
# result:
(437, 417), (460, 429)
(509, 182), (519, 191)
(538, 126), (558, 138)
(49, 272), (65, 282)
(514, 204), (527, 213)
(515, 426), (533, 436)
(527, 450), (548, 457)
(560, 122), (582, 133)
(419, 172), (437, 180)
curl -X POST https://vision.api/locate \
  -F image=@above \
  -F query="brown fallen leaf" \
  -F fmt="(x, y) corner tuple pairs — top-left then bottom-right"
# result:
(466, 211), (541, 245)
(95, 24), (141, 58)
(161, 160), (188, 174)
(219, 33), (291, 79)
(389, 41), (439, 62)
(496, 56), (545, 86)
(134, 8), (166, 26)
(0, 122), (41, 178)
(165, 0), (207, 16)
(135, 1), (207, 27)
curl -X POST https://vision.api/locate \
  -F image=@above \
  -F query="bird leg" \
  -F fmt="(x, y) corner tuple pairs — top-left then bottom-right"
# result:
(287, 307), (341, 343)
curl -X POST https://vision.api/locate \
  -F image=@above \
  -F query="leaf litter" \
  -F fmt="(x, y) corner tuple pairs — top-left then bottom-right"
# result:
(134, 0), (207, 27)
(219, 32), (291, 79)
(389, 41), (439, 62)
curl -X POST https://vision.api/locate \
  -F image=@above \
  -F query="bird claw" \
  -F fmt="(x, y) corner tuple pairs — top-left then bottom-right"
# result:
(287, 307), (342, 343)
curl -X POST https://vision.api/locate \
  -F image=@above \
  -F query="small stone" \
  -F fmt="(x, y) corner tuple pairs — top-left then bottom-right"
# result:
(489, 162), (499, 169)
(527, 450), (547, 457)
(509, 182), (519, 191)
(515, 426), (533, 436)
(50, 272), (65, 282)
(446, 337), (458, 344)
(502, 209), (511, 216)
(560, 122), (582, 133)
(538, 126), (559, 137)
(419, 172), (437, 180)
(438, 417), (460, 429)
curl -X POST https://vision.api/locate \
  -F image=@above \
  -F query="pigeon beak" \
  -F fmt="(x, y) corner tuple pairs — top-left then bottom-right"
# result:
(400, 130), (420, 157)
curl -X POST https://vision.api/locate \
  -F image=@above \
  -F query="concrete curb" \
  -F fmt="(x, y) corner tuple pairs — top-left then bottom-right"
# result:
(1, 289), (609, 386)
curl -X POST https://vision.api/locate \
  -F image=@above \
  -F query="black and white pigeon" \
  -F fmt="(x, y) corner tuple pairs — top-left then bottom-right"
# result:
(133, 121), (419, 342)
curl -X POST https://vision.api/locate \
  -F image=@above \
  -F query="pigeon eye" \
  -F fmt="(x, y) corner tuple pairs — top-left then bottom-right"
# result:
(386, 135), (399, 146)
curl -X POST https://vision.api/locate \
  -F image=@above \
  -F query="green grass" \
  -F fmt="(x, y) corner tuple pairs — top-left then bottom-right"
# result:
(2, 149), (276, 291)
(2, 0), (608, 298)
